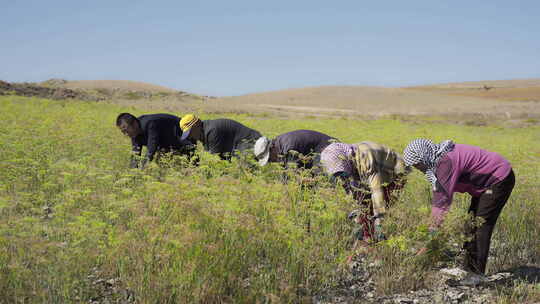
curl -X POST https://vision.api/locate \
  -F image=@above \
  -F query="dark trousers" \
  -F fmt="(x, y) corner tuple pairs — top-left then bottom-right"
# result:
(464, 170), (515, 274)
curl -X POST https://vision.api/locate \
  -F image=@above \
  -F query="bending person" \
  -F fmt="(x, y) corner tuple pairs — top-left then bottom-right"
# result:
(116, 113), (195, 168)
(320, 142), (409, 251)
(403, 139), (514, 276)
(180, 114), (262, 161)
(253, 129), (337, 170)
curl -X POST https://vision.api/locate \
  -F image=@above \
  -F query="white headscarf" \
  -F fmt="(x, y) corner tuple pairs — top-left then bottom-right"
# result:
(403, 138), (455, 189)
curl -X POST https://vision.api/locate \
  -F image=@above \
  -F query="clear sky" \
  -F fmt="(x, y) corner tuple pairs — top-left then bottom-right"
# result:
(2, 0), (539, 96)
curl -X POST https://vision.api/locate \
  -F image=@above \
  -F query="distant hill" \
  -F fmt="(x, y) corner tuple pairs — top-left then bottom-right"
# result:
(32, 79), (210, 105)
(212, 83), (540, 119)
(0, 79), (210, 106)
(41, 79), (178, 93)
(408, 78), (540, 89)
(0, 80), (100, 101)
(406, 78), (540, 102)
(2, 78), (539, 122)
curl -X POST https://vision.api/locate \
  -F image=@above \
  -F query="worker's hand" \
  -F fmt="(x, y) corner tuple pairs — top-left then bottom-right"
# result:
(374, 222), (386, 242)
(301, 177), (317, 186)
(373, 216), (386, 242)
(415, 228), (438, 256)
(416, 247), (428, 256)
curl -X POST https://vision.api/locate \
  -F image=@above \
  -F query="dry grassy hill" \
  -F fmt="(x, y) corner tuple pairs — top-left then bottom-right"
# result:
(212, 84), (540, 120)
(406, 78), (540, 102)
(35, 79), (207, 108)
(41, 79), (178, 93)
(24, 78), (540, 123)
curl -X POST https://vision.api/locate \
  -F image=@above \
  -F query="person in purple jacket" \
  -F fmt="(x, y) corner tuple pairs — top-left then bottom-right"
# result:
(253, 129), (337, 169)
(403, 139), (515, 275)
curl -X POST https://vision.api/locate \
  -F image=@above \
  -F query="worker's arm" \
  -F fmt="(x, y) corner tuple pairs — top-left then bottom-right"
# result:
(356, 147), (387, 241)
(143, 122), (160, 168)
(368, 174), (386, 218)
(130, 138), (142, 168)
(430, 158), (459, 228)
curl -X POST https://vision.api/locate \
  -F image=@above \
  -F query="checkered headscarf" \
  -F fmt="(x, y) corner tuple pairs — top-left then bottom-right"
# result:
(320, 143), (356, 176)
(403, 139), (455, 189)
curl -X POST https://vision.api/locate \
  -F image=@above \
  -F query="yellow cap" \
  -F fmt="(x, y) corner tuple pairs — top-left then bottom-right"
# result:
(180, 114), (200, 132)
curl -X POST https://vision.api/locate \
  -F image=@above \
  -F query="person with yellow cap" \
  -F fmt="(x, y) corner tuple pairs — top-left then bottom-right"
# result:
(180, 114), (262, 160)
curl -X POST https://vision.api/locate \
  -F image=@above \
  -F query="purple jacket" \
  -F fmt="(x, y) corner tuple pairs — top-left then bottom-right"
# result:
(431, 144), (512, 224)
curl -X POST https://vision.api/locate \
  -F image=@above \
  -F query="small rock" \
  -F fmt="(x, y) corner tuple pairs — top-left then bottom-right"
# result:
(394, 297), (413, 304)
(368, 260), (383, 268)
(475, 294), (493, 303)
(459, 273), (487, 287)
(349, 261), (361, 271)
(42, 205), (54, 219)
(487, 272), (513, 282)
(123, 289), (135, 302)
(447, 290), (467, 302)
(440, 267), (468, 280)
(431, 293), (444, 303)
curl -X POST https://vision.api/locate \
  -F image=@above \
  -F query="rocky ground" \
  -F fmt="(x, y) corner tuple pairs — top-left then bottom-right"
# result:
(314, 256), (540, 304)
(85, 267), (135, 304)
(84, 256), (539, 303)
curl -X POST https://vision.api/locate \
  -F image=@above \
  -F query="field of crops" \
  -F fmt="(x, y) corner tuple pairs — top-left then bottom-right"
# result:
(1, 96), (539, 303)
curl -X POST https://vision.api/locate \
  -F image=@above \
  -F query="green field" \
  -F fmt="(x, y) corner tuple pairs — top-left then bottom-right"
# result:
(1, 96), (539, 303)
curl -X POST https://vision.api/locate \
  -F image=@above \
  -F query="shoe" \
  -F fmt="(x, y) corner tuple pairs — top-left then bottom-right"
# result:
(459, 272), (487, 286)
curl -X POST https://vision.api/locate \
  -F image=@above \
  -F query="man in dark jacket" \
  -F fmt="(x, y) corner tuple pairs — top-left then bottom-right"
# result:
(180, 114), (262, 160)
(253, 129), (336, 170)
(116, 113), (195, 168)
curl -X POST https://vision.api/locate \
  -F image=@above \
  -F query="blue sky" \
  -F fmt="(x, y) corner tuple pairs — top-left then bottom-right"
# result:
(2, 0), (539, 96)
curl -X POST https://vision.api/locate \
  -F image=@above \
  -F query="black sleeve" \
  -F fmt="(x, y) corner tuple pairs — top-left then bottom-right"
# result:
(145, 121), (159, 163)
(179, 138), (195, 148)
(279, 152), (291, 182)
(206, 128), (227, 157)
(277, 140), (297, 168)
(130, 138), (142, 168)
(278, 151), (305, 170)
(281, 155), (289, 169)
